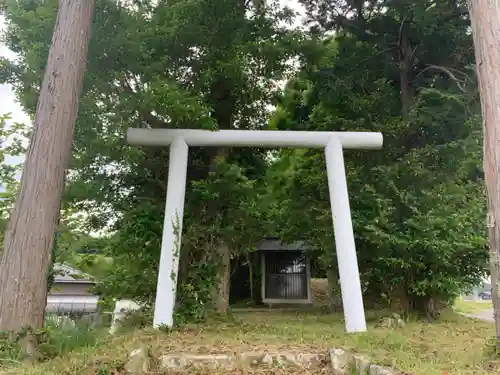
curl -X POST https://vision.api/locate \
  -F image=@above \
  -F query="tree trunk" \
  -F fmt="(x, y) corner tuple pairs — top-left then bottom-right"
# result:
(326, 268), (340, 313)
(207, 148), (231, 314)
(468, 0), (500, 348)
(247, 253), (254, 302)
(213, 243), (231, 314)
(0, 0), (95, 332)
(398, 20), (413, 119)
(207, 84), (233, 314)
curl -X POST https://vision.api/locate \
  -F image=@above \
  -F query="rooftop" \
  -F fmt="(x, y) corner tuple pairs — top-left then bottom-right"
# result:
(53, 263), (94, 284)
(257, 238), (312, 251)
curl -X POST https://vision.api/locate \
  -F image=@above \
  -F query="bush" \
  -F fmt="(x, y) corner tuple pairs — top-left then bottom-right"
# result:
(114, 307), (154, 332)
(0, 314), (104, 367)
(38, 314), (102, 360)
(0, 331), (22, 367)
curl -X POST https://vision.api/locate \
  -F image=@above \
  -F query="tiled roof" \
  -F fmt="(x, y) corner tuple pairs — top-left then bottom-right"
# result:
(53, 263), (94, 284)
(256, 238), (312, 251)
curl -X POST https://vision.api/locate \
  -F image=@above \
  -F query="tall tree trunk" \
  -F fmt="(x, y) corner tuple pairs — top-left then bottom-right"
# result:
(212, 243), (231, 314)
(204, 0), (246, 315)
(247, 253), (254, 302)
(0, 0), (95, 332)
(208, 71), (236, 314)
(398, 20), (413, 119)
(468, 0), (500, 348)
(209, 148), (231, 315)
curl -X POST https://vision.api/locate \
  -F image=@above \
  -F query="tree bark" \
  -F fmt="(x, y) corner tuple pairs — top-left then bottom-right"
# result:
(213, 243), (231, 314)
(398, 20), (413, 119)
(247, 253), (254, 302)
(467, 0), (500, 347)
(208, 149), (231, 315)
(326, 268), (340, 312)
(207, 72), (235, 314)
(0, 0), (95, 332)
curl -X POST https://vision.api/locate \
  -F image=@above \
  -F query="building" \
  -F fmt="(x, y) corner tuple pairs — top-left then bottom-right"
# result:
(46, 263), (99, 314)
(230, 238), (314, 306)
(258, 238), (313, 304)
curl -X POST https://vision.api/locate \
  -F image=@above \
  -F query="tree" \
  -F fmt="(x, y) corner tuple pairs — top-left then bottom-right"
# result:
(268, 2), (488, 317)
(0, 0), (95, 332)
(467, 0), (500, 348)
(0, 114), (29, 245)
(1, 0), (301, 322)
(2, 0), (488, 325)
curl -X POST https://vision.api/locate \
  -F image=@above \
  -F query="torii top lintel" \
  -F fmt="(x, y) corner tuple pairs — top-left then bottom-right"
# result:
(127, 128), (383, 150)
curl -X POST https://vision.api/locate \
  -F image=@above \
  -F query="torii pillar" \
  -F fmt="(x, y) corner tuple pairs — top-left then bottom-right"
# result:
(127, 128), (383, 333)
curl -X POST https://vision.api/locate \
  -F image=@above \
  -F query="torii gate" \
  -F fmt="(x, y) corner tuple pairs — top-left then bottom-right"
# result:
(127, 128), (383, 333)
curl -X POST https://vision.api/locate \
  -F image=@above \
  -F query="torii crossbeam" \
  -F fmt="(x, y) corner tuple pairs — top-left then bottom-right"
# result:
(127, 128), (383, 333)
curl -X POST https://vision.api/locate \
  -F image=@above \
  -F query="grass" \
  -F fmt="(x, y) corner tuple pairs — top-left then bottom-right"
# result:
(1, 307), (498, 375)
(0, 314), (106, 368)
(39, 315), (107, 360)
(453, 298), (493, 315)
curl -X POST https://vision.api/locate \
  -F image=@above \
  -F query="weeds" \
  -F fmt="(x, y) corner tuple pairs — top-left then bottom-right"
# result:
(484, 336), (500, 359)
(0, 314), (104, 368)
(38, 315), (103, 360)
(114, 307), (154, 333)
(0, 308), (498, 375)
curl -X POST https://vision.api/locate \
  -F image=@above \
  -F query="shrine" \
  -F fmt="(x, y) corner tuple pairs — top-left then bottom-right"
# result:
(127, 128), (383, 333)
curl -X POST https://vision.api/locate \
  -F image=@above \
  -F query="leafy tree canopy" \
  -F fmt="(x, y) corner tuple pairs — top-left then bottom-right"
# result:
(0, 0), (488, 321)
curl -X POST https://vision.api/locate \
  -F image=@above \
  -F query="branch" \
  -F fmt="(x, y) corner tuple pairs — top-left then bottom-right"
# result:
(358, 47), (397, 65)
(397, 17), (407, 60)
(408, 44), (419, 64)
(117, 76), (169, 129)
(412, 64), (469, 93)
(141, 111), (168, 129)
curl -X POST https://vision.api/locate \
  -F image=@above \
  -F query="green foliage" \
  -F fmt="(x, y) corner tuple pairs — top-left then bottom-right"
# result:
(52, 217), (114, 283)
(484, 336), (500, 360)
(37, 316), (102, 361)
(0, 330), (22, 366)
(0, 0), (489, 323)
(0, 315), (102, 366)
(0, 113), (28, 244)
(186, 159), (264, 254)
(112, 307), (154, 333)
(93, 201), (164, 305)
(174, 261), (219, 324)
(94, 159), (265, 321)
(266, 1), (487, 316)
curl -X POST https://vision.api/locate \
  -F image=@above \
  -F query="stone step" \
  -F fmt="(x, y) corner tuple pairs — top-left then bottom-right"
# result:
(125, 346), (405, 374)
(160, 351), (328, 370)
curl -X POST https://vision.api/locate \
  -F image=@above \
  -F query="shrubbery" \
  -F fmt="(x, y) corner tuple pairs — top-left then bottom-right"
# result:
(0, 315), (103, 367)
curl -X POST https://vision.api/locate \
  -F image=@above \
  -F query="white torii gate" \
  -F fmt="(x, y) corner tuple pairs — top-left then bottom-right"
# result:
(127, 128), (383, 333)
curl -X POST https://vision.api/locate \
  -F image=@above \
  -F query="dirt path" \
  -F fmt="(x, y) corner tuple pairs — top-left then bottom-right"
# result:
(462, 309), (494, 322)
